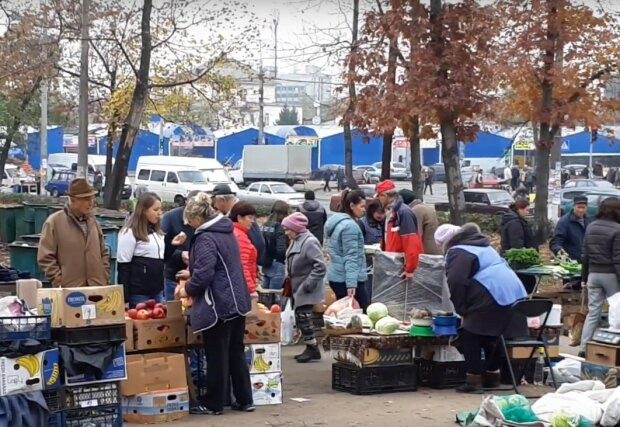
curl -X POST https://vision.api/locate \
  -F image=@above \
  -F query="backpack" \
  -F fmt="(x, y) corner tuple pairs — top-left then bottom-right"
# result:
(258, 222), (278, 268)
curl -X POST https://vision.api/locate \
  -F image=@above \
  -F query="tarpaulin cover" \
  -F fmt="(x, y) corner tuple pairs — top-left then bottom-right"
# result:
(371, 252), (454, 321)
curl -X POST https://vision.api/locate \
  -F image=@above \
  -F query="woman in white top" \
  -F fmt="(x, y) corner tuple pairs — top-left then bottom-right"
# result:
(117, 192), (165, 307)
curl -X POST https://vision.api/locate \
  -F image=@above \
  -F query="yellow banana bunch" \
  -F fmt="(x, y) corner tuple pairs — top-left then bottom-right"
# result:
(253, 355), (270, 373)
(47, 363), (59, 386)
(16, 355), (40, 377)
(97, 290), (122, 312)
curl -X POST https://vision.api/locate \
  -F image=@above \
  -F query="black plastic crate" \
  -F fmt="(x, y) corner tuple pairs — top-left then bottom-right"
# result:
(332, 363), (418, 395)
(62, 404), (122, 427)
(48, 412), (62, 427)
(43, 389), (63, 413)
(0, 315), (50, 341)
(64, 382), (121, 410)
(418, 359), (466, 389)
(52, 323), (126, 345)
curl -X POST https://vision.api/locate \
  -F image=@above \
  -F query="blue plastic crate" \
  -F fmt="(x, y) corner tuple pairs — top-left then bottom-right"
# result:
(47, 412), (62, 427)
(0, 315), (51, 341)
(62, 404), (122, 427)
(101, 226), (119, 258)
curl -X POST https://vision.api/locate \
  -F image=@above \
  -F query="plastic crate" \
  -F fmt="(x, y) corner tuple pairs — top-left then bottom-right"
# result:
(44, 389), (63, 413)
(332, 363), (418, 395)
(64, 382), (121, 410)
(62, 404), (122, 427)
(47, 412), (62, 427)
(0, 315), (51, 341)
(52, 323), (126, 345)
(418, 359), (466, 389)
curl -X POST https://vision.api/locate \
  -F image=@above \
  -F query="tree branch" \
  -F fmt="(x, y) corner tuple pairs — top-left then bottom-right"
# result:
(55, 64), (112, 90)
(148, 51), (229, 89)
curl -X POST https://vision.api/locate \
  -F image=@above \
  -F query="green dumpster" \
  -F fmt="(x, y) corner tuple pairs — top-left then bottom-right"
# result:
(94, 208), (127, 227)
(33, 206), (50, 234)
(0, 205), (20, 243)
(9, 241), (45, 281)
(22, 202), (47, 236)
(19, 234), (41, 245)
(14, 206), (33, 238)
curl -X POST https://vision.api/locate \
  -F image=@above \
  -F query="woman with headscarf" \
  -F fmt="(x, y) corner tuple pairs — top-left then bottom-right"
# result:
(434, 223), (528, 393)
(176, 192), (253, 414)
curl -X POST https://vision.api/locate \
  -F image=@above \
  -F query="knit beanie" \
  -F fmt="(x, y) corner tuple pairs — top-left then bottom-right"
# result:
(282, 212), (308, 234)
(434, 224), (462, 247)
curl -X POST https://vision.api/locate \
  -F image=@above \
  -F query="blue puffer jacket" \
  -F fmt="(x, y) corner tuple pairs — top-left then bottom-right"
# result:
(325, 213), (367, 288)
(549, 213), (593, 261)
(185, 214), (251, 333)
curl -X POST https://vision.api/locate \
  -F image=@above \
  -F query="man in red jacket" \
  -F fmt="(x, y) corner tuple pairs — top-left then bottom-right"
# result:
(376, 180), (424, 279)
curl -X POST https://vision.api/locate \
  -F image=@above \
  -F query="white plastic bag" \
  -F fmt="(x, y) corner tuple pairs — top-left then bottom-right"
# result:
(280, 300), (295, 345)
(608, 293), (620, 330)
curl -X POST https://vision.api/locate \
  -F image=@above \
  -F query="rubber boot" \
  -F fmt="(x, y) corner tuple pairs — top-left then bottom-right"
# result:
(456, 373), (483, 394)
(296, 345), (321, 363)
(482, 370), (501, 389)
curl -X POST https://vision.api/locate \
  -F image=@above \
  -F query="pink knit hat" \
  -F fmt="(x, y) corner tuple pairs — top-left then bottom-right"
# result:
(282, 212), (308, 234)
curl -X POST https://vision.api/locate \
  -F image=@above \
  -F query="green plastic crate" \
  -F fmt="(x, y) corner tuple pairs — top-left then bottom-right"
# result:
(0, 205), (19, 243)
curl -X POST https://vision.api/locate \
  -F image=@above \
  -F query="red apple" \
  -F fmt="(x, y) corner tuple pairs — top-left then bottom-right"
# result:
(136, 309), (150, 320)
(146, 308), (153, 319)
(127, 309), (138, 319)
(152, 307), (165, 319)
(135, 302), (147, 311)
(145, 299), (157, 309)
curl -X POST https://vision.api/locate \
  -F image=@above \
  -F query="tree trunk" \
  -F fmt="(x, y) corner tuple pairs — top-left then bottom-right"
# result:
(440, 118), (465, 225)
(343, 0), (359, 189)
(381, 130), (393, 180)
(534, 139), (551, 243)
(104, 0), (152, 209)
(408, 115), (423, 198)
(104, 121), (116, 189)
(77, 0), (90, 178)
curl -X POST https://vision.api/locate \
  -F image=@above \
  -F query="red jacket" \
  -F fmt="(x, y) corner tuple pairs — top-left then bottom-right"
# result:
(383, 200), (423, 274)
(233, 223), (258, 293)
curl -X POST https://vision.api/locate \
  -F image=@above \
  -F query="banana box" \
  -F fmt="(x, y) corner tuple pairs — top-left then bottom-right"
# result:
(121, 352), (187, 396)
(122, 387), (189, 424)
(0, 348), (60, 396)
(65, 343), (127, 386)
(250, 372), (282, 406)
(38, 285), (124, 328)
(245, 344), (281, 374)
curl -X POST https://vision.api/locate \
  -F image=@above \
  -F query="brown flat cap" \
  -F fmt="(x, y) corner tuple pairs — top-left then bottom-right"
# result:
(68, 178), (97, 198)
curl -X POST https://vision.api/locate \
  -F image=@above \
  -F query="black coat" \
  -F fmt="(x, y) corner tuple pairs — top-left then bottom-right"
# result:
(549, 212), (593, 261)
(582, 219), (620, 282)
(162, 207), (195, 281)
(500, 210), (535, 253)
(298, 200), (327, 244)
(445, 224), (527, 338)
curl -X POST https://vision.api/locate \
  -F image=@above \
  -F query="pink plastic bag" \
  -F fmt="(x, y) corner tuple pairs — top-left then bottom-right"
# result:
(324, 296), (360, 317)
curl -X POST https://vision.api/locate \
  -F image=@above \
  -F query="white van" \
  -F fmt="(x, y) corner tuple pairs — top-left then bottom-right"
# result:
(135, 160), (215, 204)
(137, 156), (238, 193)
(1, 165), (18, 187)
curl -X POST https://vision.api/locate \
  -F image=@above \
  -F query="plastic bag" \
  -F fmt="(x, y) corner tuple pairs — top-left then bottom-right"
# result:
(280, 300), (295, 345)
(608, 293), (620, 330)
(323, 296), (362, 329)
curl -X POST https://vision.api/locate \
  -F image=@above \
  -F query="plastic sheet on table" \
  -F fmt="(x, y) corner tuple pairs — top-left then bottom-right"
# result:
(371, 252), (454, 321)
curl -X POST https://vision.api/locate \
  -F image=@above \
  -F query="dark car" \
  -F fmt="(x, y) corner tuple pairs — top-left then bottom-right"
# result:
(46, 170), (76, 197)
(562, 189), (620, 215)
(435, 189), (514, 215)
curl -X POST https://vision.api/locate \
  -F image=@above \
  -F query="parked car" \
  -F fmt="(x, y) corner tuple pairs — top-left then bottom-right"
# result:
(561, 189), (620, 215)
(237, 181), (306, 209)
(435, 189), (514, 215)
(563, 178), (613, 190)
(427, 163), (446, 182)
(372, 162), (408, 180)
(310, 164), (342, 181)
(46, 169), (76, 197)
(562, 164), (588, 178)
(355, 165), (381, 183)
(559, 181), (619, 213)
(329, 184), (376, 212)
(467, 173), (508, 190)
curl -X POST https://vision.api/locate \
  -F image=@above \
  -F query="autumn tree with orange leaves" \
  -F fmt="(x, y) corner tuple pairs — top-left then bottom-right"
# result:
(347, 0), (498, 224)
(494, 0), (620, 238)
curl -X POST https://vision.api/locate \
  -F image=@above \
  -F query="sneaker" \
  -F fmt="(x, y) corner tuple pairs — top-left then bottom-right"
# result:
(190, 405), (222, 415)
(231, 402), (256, 412)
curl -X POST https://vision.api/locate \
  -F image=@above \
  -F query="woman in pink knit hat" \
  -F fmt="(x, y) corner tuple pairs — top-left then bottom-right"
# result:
(282, 212), (326, 363)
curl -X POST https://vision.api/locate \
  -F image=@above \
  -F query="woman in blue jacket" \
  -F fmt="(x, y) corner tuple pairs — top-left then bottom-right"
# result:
(176, 192), (253, 415)
(325, 189), (369, 310)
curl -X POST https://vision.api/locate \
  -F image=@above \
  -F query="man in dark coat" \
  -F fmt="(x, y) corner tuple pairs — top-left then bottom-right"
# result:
(336, 167), (345, 191)
(297, 190), (327, 244)
(323, 169), (332, 192)
(550, 196), (593, 261)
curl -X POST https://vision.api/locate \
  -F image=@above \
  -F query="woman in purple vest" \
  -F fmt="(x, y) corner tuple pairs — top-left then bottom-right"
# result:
(435, 223), (527, 394)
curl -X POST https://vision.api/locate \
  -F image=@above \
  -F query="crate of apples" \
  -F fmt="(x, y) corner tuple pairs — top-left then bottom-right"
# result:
(126, 299), (167, 320)
(257, 303), (281, 314)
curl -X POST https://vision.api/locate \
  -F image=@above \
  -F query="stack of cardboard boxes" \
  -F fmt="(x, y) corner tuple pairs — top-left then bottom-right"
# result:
(122, 300), (189, 424)
(37, 284), (127, 426)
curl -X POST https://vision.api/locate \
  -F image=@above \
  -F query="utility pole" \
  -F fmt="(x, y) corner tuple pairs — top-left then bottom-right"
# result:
(258, 67), (265, 144)
(77, 0), (90, 179)
(273, 12), (279, 79)
(40, 74), (48, 195)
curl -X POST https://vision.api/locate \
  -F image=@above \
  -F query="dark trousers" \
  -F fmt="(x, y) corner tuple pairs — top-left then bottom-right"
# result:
(202, 316), (252, 411)
(424, 182), (433, 195)
(295, 305), (316, 346)
(329, 281), (369, 311)
(323, 180), (331, 192)
(462, 329), (502, 375)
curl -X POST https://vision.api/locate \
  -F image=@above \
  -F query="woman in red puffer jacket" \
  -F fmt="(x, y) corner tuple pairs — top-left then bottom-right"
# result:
(230, 202), (258, 293)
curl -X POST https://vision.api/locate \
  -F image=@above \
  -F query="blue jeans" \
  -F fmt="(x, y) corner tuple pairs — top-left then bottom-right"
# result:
(165, 278), (178, 301)
(128, 291), (164, 308)
(262, 262), (285, 290)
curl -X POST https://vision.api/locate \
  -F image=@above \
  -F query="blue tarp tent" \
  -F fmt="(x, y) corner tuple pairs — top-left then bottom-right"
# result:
(27, 127), (64, 169)
(97, 130), (169, 172)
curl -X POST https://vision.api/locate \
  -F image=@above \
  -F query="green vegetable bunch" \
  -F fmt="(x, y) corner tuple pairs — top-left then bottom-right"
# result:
(559, 261), (582, 273)
(504, 248), (541, 267)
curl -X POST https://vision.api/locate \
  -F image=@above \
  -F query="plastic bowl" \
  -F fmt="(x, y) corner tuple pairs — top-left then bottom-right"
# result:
(433, 315), (459, 327)
(410, 325), (435, 337)
(432, 325), (458, 336)
(411, 318), (433, 327)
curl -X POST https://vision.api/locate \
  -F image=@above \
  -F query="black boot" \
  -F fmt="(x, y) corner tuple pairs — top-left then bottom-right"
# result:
(456, 373), (483, 394)
(296, 345), (321, 363)
(482, 370), (501, 389)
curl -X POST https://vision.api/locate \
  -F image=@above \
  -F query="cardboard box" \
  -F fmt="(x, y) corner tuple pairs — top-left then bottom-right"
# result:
(122, 352), (187, 396)
(38, 285), (124, 328)
(133, 317), (185, 350)
(122, 387), (189, 424)
(586, 342), (620, 367)
(244, 312), (281, 344)
(125, 318), (134, 351)
(581, 361), (620, 388)
(510, 346), (559, 359)
(186, 322), (202, 347)
(65, 343), (127, 386)
(245, 344), (281, 374)
(0, 349), (60, 396)
(250, 373), (282, 406)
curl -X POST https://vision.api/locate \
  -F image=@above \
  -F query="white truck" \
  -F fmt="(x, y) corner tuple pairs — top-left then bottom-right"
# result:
(228, 145), (312, 187)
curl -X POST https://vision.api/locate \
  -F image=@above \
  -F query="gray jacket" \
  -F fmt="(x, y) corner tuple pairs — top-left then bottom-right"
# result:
(286, 231), (326, 308)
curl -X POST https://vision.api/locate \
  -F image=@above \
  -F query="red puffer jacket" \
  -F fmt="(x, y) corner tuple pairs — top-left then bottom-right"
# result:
(383, 200), (423, 274)
(233, 223), (258, 293)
